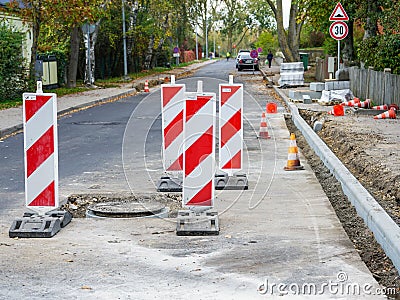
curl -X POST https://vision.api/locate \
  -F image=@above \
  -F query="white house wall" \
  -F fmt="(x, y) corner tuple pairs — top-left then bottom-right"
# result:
(0, 13), (33, 67)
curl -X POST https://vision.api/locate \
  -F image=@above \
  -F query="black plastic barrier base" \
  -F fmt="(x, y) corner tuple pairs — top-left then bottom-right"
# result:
(9, 210), (72, 238)
(156, 175), (182, 192)
(215, 173), (248, 190)
(176, 210), (219, 236)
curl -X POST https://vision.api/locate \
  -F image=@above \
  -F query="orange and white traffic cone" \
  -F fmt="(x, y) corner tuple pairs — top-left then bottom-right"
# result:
(354, 99), (370, 108)
(284, 133), (304, 171)
(372, 104), (388, 110)
(258, 112), (271, 139)
(373, 108), (396, 119)
(144, 80), (150, 92)
(327, 104), (344, 116)
(341, 98), (360, 107)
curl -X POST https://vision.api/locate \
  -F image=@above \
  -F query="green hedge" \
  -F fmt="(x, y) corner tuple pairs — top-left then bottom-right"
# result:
(0, 22), (28, 101)
(358, 35), (400, 75)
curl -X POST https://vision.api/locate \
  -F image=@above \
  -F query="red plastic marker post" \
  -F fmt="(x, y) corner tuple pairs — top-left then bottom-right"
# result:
(183, 92), (216, 210)
(23, 89), (59, 215)
(219, 75), (243, 176)
(161, 75), (186, 171)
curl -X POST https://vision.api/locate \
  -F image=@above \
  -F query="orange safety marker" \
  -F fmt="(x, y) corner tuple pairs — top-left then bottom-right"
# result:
(373, 108), (396, 119)
(266, 102), (277, 114)
(328, 104), (344, 116)
(284, 133), (304, 171)
(258, 112), (271, 139)
(144, 80), (150, 92)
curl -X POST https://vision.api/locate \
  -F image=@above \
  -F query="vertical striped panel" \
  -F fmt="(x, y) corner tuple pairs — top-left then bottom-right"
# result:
(219, 84), (243, 175)
(183, 94), (215, 209)
(161, 84), (185, 171)
(23, 93), (58, 214)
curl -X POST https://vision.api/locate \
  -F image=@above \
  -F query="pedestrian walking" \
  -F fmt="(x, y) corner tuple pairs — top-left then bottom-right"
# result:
(226, 51), (231, 61)
(267, 50), (273, 68)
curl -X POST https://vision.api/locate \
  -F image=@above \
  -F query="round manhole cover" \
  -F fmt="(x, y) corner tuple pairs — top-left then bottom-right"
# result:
(87, 201), (166, 218)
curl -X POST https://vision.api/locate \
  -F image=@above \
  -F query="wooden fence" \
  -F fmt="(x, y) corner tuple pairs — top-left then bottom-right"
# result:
(348, 67), (400, 106)
(315, 59), (400, 106)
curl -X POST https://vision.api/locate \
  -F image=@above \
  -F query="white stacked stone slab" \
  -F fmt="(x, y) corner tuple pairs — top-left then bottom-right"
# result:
(310, 82), (325, 92)
(278, 62), (304, 86)
(324, 80), (350, 91)
(302, 95), (312, 104)
(288, 89), (322, 100)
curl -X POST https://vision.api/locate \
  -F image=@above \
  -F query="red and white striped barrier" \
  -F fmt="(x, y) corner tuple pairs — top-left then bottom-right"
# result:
(219, 76), (243, 176)
(183, 93), (216, 209)
(353, 99), (370, 108)
(161, 76), (186, 171)
(372, 104), (388, 110)
(341, 98), (360, 107)
(23, 92), (58, 214)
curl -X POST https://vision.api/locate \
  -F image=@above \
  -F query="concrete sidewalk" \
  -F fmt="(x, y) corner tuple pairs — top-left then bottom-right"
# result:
(0, 59), (216, 139)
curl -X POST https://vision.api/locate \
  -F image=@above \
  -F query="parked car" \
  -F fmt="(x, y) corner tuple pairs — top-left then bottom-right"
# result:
(237, 53), (259, 71)
(235, 51), (250, 68)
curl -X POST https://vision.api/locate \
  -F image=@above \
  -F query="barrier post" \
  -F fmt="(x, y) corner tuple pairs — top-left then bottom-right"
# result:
(176, 88), (219, 235)
(157, 75), (186, 192)
(9, 87), (72, 238)
(215, 75), (248, 190)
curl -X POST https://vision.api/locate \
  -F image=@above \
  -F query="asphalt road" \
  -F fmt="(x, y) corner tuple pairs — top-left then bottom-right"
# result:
(0, 92), (147, 218)
(0, 60), (382, 299)
(0, 59), (246, 218)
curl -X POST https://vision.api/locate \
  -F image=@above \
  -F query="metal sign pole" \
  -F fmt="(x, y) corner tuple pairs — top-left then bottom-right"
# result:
(337, 40), (340, 75)
(87, 31), (91, 85)
(195, 25), (198, 60)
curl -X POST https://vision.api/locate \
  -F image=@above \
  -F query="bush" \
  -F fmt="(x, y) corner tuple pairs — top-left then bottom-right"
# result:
(0, 22), (28, 101)
(358, 34), (400, 74)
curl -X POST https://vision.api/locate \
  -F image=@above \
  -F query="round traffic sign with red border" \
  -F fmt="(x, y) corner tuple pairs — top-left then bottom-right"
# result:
(250, 50), (258, 58)
(329, 21), (348, 40)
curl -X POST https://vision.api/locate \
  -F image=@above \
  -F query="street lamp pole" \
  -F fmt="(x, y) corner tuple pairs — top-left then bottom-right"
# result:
(122, 0), (128, 78)
(195, 25), (199, 61)
(213, 32), (215, 59)
(205, 19), (208, 59)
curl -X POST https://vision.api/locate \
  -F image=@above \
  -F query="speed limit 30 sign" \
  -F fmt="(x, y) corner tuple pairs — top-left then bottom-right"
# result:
(329, 21), (348, 40)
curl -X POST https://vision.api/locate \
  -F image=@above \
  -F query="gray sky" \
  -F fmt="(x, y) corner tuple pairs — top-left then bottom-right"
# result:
(283, 0), (291, 28)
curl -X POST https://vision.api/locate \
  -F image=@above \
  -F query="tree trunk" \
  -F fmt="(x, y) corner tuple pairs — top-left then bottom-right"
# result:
(67, 26), (80, 88)
(234, 27), (250, 49)
(29, 0), (41, 83)
(266, 0), (296, 62)
(84, 21), (100, 85)
(363, 0), (379, 40)
(342, 21), (354, 63)
(144, 35), (155, 70)
(151, 15), (169, 69)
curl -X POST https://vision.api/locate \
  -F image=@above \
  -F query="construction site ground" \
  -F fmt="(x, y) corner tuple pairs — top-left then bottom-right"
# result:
(0, 60), (399, 298)
(257, 65), (400, 296)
